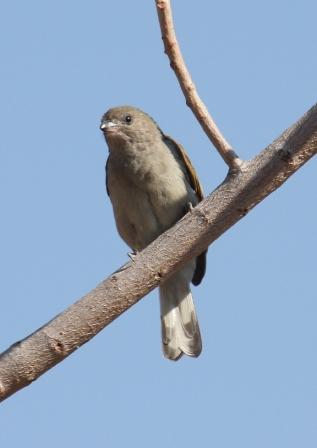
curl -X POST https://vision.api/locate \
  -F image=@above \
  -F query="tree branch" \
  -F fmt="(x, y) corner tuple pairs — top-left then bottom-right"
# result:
(155, 0), (243, 171)
(1, 103), (316, 403)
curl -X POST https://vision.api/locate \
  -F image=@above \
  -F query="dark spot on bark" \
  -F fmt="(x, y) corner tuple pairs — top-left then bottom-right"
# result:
(49, 338), (65, 356)
(55, 341), (64, 354)
(278, 148), (292, 162)
(237, 207), (249, 217)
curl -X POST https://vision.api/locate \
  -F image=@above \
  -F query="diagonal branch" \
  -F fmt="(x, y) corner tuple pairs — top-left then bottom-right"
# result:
(0, 103), (316, 403)
(155, 0), (243, 171)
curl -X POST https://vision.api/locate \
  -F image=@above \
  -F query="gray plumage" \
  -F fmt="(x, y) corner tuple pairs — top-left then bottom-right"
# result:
(100, 106), (206, 360)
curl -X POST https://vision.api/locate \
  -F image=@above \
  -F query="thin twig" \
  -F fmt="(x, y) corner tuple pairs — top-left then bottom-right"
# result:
(155, 0), (242, 171)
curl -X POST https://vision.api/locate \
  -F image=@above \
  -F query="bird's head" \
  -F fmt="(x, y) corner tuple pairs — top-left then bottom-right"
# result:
(100, 106), (162, 148)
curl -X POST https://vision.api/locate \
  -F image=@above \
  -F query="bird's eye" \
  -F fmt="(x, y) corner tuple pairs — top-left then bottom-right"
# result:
(124, 114), (132, 124)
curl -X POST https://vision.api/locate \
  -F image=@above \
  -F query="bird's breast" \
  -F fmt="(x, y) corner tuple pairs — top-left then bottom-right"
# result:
(106, 142), (197, 249)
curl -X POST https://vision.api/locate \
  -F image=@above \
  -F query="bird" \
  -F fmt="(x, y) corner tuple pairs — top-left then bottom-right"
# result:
(100, 105), (206, 360)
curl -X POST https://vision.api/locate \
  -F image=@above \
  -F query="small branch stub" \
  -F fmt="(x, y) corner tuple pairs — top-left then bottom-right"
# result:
(155, 0), (243, 171)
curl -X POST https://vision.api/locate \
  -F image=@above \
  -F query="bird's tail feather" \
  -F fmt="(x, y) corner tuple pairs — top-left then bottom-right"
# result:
(159, 268), (202, 361)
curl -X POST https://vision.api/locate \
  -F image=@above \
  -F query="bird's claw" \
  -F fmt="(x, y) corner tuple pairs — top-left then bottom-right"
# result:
(128, 251), (138, 261)
(188, 202), (194, 212)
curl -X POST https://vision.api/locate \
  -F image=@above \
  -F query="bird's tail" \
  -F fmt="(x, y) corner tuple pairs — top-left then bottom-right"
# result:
(159, 265), (202, 361)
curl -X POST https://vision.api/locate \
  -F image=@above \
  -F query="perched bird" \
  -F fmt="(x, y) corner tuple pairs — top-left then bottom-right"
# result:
(100, 106), (206, 360)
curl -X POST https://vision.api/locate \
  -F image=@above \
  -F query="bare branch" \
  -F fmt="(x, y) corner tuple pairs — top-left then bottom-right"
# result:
(1, 103), (316, 403)
(155, 0), (242, 171)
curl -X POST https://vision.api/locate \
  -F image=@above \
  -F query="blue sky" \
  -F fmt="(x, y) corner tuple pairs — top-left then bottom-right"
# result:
(0, 1), (316, 447)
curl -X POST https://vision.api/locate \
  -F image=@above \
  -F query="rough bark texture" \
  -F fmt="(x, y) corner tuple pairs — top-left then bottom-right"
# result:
(0, 103), (316, 402)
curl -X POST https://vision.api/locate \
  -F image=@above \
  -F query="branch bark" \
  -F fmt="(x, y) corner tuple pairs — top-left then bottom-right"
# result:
(0, 103), (317, 402)
(156, 0), (242, 171)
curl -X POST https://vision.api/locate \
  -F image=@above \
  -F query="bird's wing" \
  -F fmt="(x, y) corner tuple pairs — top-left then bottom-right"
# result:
(105, 157), (110, 196)
(163, 135), (206, 286)
(163, 135), (204, 202)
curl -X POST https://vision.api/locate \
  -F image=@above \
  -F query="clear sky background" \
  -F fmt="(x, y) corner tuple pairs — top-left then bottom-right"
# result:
(0, 1), (316, 447)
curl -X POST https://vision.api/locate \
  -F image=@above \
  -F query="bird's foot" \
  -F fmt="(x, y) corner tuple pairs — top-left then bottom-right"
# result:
(128, 250), (139, 261)
(187, 202), (194, 212)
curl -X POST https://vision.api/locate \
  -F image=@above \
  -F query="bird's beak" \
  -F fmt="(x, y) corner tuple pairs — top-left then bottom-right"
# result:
(100, 120), (117, 131)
